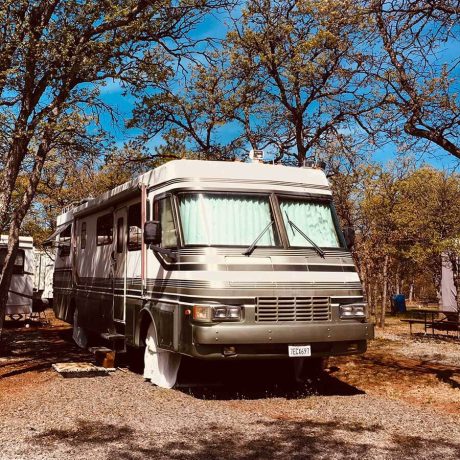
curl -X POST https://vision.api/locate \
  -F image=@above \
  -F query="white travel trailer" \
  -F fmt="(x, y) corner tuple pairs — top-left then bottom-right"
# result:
(0, 235), (34, 317)
(34, 248), (54, 307)
(50, 160), (374, 388)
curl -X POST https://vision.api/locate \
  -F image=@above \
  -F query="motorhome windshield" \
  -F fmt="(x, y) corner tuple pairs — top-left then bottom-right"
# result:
(279, 198), (341, 248)
(178, 193), (280, 247)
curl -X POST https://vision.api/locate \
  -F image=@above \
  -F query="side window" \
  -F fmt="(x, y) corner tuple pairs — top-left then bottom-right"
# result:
(0, 249), (25, 275)
(81, 222), (87, 249)
(127, 203), (142, 251)
(96, 214), (113, 246)
(117, 217), (124, 253)
(59, 224), (72, 257)
(13, 249), (25, 275)
(146, 199), (151, 221)
(157, 197), (177, 248)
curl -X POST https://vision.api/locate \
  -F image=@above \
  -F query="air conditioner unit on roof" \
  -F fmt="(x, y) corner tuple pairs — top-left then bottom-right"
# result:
(249, 149), (264, 162)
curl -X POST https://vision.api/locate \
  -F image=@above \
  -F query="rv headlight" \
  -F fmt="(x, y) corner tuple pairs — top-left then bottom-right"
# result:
(340, 303), (366, 319)
(192, 305), (242, 322)
(211, 306), (242, 322)
(213, 307), (228, 319)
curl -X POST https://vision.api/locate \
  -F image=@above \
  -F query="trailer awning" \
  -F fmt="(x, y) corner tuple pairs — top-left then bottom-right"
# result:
(43, 222), (71, 246)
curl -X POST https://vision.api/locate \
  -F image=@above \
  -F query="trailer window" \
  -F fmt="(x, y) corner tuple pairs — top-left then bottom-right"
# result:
(279, 198), (340, 248)
(157, 197), (177, 248)
(128, 203), (142, 251)
(59, 224), (72, 256)
(80, 222), (87, 249)
(0, 248), (25, 275)
(96, 214), (113, 246)
(146, 199), (151, 221)
(178, 193), (279, 247)
(117, 218), (124, 253)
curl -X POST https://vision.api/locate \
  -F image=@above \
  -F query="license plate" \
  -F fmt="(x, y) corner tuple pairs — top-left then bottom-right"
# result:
(288, 345), (311, 357)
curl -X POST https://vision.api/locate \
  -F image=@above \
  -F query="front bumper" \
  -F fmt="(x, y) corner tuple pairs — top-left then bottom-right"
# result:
(189, 321), (373, 359)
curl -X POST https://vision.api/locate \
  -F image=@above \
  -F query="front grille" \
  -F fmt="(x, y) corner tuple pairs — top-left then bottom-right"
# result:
(255, 296), (331, 322)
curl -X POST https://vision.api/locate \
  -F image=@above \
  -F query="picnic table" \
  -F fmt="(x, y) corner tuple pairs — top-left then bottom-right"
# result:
(401, 309), (460, 338)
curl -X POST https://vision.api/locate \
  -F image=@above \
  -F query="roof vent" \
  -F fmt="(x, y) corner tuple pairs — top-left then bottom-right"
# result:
(249, 149), (264, 163)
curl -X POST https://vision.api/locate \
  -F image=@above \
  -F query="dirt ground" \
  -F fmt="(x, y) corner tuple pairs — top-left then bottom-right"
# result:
(0, 313), (459, 460)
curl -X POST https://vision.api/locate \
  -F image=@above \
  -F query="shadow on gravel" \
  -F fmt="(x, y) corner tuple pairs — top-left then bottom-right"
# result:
(359, 353), (460, 390)
(0, 322), (92, 379)
(410, 332), (460, 344)
(175, 359), (364, 400)
(35, 418), (460, 460)
(36, 420), (135, 445)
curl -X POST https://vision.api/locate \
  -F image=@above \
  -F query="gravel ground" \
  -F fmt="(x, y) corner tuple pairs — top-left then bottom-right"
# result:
(374, 319), (460, 367)
(0, 315), (459, 460)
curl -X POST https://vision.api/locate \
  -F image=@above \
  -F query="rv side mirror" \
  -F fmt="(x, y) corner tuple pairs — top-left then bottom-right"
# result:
(144, 220), (161, 246)
(343, 226), (355, 249)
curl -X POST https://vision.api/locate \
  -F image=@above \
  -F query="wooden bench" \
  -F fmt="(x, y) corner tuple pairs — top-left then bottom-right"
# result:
(400, 319), (426, 335)
(401, 311), (459, 338)
(430, 318), (460, 338)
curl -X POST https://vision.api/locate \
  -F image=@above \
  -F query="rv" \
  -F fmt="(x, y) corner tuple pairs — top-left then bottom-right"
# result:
(34, 248), (54, 307)
(1, 235), (34, 318)
(50, 160), (374, 388)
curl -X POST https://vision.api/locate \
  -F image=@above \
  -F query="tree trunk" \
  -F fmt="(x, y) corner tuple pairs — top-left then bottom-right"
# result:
(452, 255), (460, 313)
(409, 282), (414, 303)
(395, 269), (400, 295)
(373, 284), (378, 324)
(380, 254), (389, 329)
(0, 138), (49, 339)
(367, 281), (373, 320)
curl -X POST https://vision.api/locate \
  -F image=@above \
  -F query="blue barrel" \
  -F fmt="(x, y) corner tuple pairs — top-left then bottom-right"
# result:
(392, 294), (406, 313)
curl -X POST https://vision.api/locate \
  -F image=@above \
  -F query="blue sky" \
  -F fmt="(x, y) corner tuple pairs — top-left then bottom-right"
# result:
(97, 7), (460, 173)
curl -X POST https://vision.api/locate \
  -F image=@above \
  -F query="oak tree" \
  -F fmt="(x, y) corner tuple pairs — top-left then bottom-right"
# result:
(0, 0), (229, 333)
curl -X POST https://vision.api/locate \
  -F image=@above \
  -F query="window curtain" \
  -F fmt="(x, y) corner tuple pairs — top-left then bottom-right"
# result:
(280, 200), (340, 247)
(179, 194), (277, 246)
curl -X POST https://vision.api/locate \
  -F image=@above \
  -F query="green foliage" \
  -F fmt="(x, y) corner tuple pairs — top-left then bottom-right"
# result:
(332, 162), (460, 323)
(130, 53), (243, 160)
(0, 0), (232, 329)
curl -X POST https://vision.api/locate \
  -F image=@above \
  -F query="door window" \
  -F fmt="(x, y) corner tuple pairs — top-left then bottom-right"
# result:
(59, 224), (72, 256)
(127, 203), (142, 251)
(96, 214), (113, 246)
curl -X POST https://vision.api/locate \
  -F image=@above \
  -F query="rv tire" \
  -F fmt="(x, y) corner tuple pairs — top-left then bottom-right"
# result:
(143, 321), (181, 389)
(294, 357), (329, 382)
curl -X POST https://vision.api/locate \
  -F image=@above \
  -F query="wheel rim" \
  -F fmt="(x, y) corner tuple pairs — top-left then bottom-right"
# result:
(143, 322), (181, 389)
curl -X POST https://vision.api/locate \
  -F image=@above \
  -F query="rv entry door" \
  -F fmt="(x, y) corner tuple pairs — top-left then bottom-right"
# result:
(113, 208), (127, 322)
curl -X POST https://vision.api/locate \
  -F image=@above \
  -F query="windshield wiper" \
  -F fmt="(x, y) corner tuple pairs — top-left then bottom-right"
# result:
(284, 212), (325, 258)
(243, 220), (275, 256)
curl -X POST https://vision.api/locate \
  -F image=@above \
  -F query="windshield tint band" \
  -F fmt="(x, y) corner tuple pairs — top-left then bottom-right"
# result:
(178, 192), (281, 247)
(165, 191), (344, 250)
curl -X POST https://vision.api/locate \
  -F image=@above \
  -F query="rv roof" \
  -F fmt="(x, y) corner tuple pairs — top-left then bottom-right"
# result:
(57, 160), (330, 223)
(0, 235), (34, 249)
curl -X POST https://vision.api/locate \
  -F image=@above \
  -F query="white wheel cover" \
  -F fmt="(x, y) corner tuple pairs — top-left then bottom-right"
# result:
(143, 322), (181, 389)
(72, 307), (88, 349)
